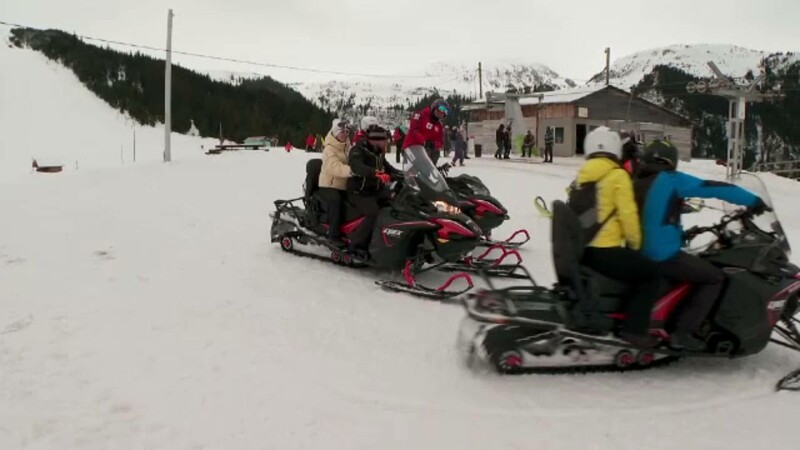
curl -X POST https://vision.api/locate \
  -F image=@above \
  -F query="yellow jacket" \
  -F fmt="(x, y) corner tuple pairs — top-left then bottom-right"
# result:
(575, 157), (642, 250)
(319, 132), (352, 190)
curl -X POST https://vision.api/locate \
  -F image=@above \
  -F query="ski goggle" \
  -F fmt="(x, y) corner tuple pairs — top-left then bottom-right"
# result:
(435, 105), (450, 117)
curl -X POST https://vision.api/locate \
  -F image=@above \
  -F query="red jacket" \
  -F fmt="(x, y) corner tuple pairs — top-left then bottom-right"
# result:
(305, 134), (315, 147)
(392, 129), (404, 143)
(402, 106), (444, 150)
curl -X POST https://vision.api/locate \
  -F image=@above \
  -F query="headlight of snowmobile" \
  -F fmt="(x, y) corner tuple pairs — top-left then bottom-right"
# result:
(433, 200), (461, 215)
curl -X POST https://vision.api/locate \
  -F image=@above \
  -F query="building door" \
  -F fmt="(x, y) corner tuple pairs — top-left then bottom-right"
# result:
(576, 124), (587, 155)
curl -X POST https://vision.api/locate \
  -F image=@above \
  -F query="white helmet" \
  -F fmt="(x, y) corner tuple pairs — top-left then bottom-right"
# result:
(360, 116), (378, 131)
(584, 126), (622, 159)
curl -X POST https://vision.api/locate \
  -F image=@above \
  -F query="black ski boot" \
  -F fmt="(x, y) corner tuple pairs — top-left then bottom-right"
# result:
(669, 333), (706, 352)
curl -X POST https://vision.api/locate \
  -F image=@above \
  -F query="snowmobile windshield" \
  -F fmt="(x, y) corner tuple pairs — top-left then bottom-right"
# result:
(403, 145), (449, 194)
(723, 173), (791, 255)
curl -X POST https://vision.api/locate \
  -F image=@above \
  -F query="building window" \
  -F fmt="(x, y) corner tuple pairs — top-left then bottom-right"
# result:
(555, 127), (564, 144)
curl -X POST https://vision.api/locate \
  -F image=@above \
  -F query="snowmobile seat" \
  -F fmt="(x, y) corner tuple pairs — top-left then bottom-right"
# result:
(303, 158), (363, 232)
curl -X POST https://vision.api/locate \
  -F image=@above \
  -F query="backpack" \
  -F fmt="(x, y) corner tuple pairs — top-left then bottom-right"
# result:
(566, 169), (621, 246)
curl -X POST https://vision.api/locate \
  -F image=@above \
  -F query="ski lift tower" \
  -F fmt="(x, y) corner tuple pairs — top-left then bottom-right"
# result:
(687, 62), (780, 180)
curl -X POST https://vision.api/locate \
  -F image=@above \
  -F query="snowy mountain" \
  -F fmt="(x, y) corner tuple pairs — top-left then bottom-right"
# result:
(589, 44), (790, 89)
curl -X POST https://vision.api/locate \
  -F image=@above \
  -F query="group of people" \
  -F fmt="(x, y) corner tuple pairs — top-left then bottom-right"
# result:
(572, 126), (767, 350)
(495, 125), (554, 162)
(317, 99), (453, 255)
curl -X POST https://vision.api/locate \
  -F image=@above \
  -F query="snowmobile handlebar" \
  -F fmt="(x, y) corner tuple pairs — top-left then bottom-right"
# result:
(683, 207), (754, 242)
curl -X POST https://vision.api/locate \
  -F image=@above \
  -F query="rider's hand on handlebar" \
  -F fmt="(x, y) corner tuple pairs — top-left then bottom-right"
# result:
(375, 171), (391, 184)
(749, 198), (772, 216)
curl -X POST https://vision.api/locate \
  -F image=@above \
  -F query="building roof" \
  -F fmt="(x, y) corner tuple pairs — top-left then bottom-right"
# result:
(464, 85), (609, 110)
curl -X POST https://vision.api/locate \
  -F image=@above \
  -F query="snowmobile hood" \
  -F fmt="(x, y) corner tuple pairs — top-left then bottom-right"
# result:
(577, 157), (622, 184)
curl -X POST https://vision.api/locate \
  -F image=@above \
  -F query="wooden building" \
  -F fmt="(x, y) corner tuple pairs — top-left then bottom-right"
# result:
(464, 85), (693, 160)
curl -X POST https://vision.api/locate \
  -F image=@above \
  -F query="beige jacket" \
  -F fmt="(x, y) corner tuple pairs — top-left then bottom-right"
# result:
(319, 132), (352, 190)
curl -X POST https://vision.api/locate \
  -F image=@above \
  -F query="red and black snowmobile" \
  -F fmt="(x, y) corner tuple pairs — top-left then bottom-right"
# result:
(457, 174), (800, 390)
(270, 146), (525, 300)
(438, 163), (530, 248)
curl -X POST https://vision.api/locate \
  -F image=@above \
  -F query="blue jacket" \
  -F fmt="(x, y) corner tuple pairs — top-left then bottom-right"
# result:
(636, 169), (760, 262)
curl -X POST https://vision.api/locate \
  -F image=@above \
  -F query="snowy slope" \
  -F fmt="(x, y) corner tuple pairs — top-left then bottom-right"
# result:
(590, 44), (782, 89)
(1, 150), (800, 449)
(0, 39), (219, 181)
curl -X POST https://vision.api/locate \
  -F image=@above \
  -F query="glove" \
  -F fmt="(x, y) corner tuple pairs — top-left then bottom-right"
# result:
(749, 198), (772, 216)
(375, 171), (391, 184)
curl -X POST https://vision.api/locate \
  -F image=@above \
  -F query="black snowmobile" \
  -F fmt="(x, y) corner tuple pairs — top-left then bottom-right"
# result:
(437, 163), (530, 248)
(457, 174), (800, 390)
(270, 146), (525, 300)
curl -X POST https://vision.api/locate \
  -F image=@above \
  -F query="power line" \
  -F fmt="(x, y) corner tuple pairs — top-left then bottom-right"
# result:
(0, 19), (454, 80)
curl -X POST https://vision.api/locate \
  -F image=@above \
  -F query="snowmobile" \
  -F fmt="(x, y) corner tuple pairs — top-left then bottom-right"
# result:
(270, 145), (525, 300)
(457, 174), (800, 391)
(437, 163), (529, 248)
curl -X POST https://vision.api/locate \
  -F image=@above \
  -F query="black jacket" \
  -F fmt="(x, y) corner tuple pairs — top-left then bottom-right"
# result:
(347, 142), (401, 195)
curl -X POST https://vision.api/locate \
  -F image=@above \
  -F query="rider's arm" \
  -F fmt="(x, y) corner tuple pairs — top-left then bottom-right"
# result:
(347, 146), (378, 178)
(673, 172), (760, 207)
(611, 170), (642, 250)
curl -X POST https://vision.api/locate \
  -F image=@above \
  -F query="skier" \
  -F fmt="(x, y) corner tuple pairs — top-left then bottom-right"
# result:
(451, 127), (467, 166)
(634, 140), (767, 350)
(403, 98), (450, 165)
(305, 133), (316, 152)
(569, 126), (659, 347)
(347, 123), (403, 255)
(522, 130), (535, 158)
(317, 119), (353, 247)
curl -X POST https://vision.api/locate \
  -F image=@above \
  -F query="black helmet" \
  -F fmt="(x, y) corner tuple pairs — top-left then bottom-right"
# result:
(431, 98), (451, 120)
(643, 140), (678, 169)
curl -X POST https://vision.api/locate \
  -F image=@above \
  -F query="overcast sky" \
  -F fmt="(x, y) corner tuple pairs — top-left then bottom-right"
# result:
(4, 0), (799, 84)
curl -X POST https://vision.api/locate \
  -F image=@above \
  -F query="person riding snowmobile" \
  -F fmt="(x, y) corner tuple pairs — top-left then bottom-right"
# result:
(318, 118), (353, 247)
(346, 123), (402, 254)
(403, 98), (449, 165)
(634, 140), (768, 350)
(353, 116), (379, 146)
(570, 126), (660, 347)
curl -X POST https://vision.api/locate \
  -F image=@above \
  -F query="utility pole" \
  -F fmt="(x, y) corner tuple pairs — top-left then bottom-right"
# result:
(164, 8), (174, 163)
(478, 62), (483, 98)
(604, 47), (611, 86)
(686, 61), (780, 180)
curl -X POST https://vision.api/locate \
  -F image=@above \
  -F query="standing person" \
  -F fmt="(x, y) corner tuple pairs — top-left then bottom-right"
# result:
(634, 140), (767, 351)
(494, 124), (505, 159)
(402, 98), (450, 165)
(451, 127), (467, 166)
(347, 123), (403, 255)
(522, 130), (535, 158)
(443, 127), (452, 158)
(570, 126), (659, 347)
(305, 133), (316, 152)
(318, 119), (353, 247)
(314, 134), (324, 153)
(392, 126), (406, 164)
(543, 126), (554, 163)
(503, 123), (512, 159)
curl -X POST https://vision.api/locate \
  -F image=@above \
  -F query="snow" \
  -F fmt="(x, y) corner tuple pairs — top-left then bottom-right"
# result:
(3, 37), (800, 450)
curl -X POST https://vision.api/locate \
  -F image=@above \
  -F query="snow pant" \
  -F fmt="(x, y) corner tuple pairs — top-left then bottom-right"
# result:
(495, 143), (503, 159)
(522, 145), (534, 157)
(543, 144), (553, 162)
(451, 148), (465, 166)
(503, 144), (511, 159)
(317, 188), (345, 240)
(658, 251), (724, 335)
(425, 147), (440, 165)
(347, 190), (389, 251)
(581, 247), (660, 336)
(395, 143), (403, 163)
